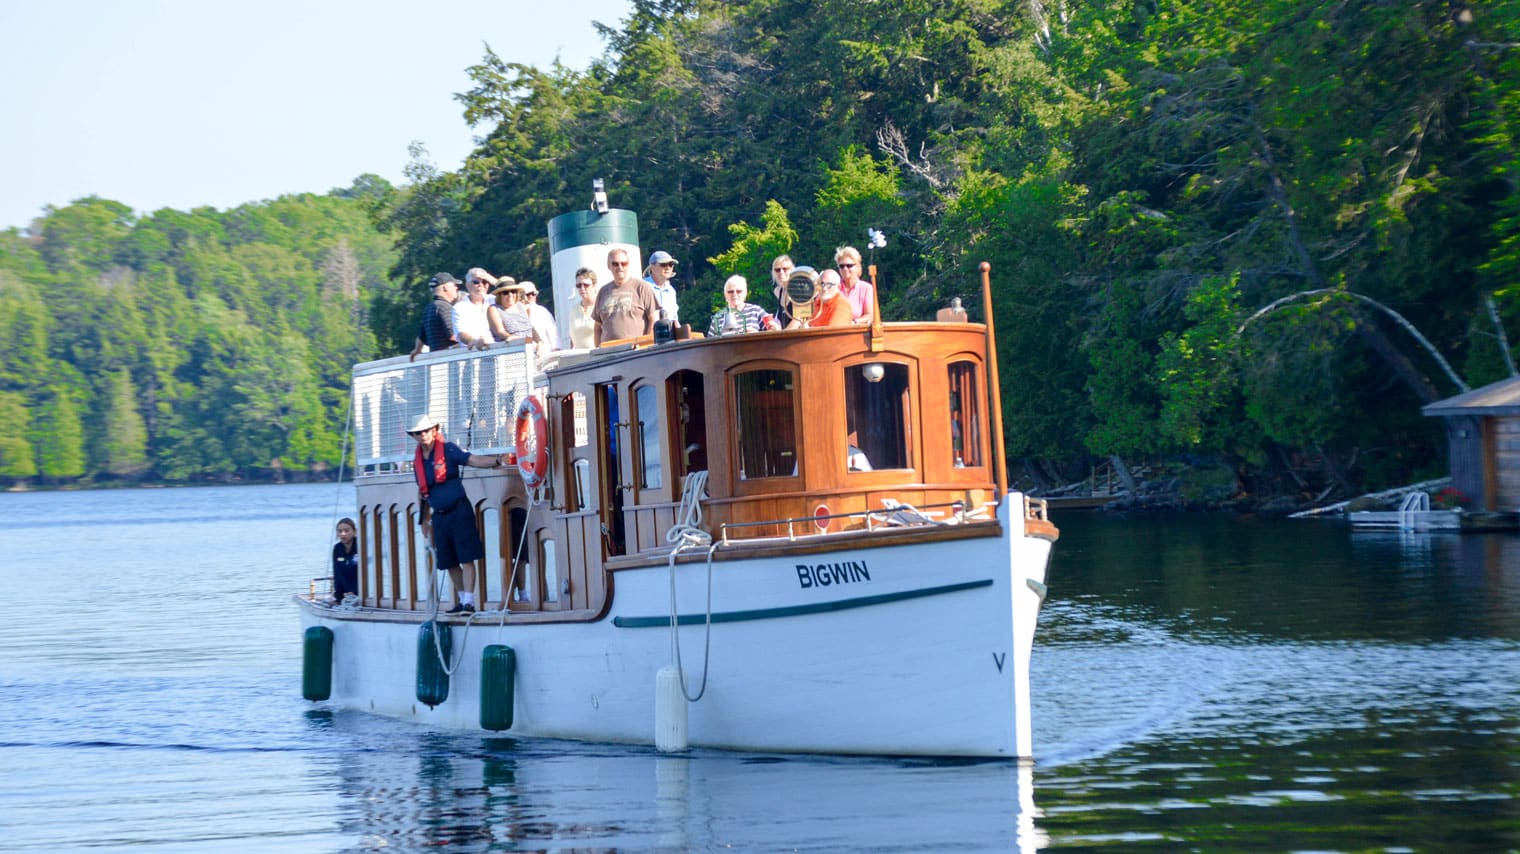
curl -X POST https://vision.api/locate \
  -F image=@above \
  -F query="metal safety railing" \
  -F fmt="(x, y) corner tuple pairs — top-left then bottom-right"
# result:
(717, 499), (997, 544)
(351, 343), (543, 474)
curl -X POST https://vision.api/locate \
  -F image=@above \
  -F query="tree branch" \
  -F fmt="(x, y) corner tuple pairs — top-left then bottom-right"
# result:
(1237, 288), (1470, 394)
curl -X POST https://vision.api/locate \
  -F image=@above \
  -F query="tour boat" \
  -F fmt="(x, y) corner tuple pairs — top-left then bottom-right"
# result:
(296, 262), (1058, 758)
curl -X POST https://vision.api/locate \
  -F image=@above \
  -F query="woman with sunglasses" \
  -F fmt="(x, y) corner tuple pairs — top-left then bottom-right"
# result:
(834, 245), (874, 325)
(769, 254), (798, 329)
(567, 267), (600, 349)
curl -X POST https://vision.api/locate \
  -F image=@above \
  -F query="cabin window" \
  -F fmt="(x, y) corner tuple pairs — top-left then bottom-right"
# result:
(634, 383), (662, 489)
(542, 537), (560, 604)
(948, 361), (983, 468)
(670, 370), (707, 492)
(844, 363), (910, 471)
(570, 392), (589, 448)
(733, 369), (798, 479)
(572, 458), (591, 512)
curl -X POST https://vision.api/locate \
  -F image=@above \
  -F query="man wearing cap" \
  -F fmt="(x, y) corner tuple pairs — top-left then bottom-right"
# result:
(593, 248), (659, 345)
(453, 268), (497, 351)
(644, 250), (680, 324)
(409, 272), (462, 361)
(406, 413), (507, 615)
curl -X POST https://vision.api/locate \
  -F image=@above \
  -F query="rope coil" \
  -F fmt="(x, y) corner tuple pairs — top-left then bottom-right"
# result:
(665, 471), (715, 702)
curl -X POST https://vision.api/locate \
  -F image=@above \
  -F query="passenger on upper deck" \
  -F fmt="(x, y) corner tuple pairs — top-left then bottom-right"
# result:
(708, 275), (778, 337)
(406, 413), (508, 615)
(488, 283), (524, 341)
(644, 250), (680, 324)
(593, 248), (658, 345)
(520, 281), (559, 354)
(567, 268), (600, 349)
(409, 272), (462, 361)
(489, 278), (533, 342)
(769, 254), (797, 329)
(807, 269), (853, 328)
(453, 268), (496, 351)
(835, 246), (874, 325)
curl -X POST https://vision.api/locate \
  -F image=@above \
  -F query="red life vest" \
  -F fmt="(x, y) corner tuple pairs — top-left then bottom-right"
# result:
(413, 438), (448, 498)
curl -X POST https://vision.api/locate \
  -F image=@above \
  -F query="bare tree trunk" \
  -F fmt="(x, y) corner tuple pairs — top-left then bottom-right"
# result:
(1109, 454), (1138, 494)
(1486, 295), (1518, 377)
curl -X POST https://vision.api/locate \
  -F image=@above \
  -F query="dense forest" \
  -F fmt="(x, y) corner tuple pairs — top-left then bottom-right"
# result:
(4, 0), (1519, 504)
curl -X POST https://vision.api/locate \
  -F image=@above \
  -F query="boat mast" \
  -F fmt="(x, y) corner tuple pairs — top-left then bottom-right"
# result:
(979, 262), (1007, 499)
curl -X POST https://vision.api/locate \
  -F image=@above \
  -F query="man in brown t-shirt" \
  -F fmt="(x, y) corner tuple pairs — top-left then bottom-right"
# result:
(593, 248), (659, 345)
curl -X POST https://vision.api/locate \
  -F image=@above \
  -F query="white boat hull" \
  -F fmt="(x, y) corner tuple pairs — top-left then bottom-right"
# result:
(299, 500), (1052, 757)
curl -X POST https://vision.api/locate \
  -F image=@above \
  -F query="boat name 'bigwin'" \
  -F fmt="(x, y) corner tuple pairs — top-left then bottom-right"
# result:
(796, 560), (871, 588)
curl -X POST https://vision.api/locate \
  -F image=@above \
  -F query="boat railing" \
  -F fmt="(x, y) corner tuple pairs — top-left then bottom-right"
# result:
(1024, 496), (1050, 523)
(718, 499), (995, 544)
(352, 343), (542, 474)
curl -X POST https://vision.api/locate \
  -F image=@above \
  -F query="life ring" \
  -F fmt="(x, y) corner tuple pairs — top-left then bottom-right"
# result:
(514, 396), (549, 489)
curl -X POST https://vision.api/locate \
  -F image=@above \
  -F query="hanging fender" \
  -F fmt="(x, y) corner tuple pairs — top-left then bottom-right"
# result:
(515, 396), (550, 490)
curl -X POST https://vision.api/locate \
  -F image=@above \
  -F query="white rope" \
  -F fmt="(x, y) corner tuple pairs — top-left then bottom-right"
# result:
(665, 471), (715, 702)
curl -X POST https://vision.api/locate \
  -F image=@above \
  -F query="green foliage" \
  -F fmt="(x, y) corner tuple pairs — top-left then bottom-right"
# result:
(0, 391), (37, 479)
(101, 371), (150, 478)
(13, 0), (1520, 495)
(31, 381), (86, 481)
(709, 201), (798, 280)
(1, 189), (395, 485)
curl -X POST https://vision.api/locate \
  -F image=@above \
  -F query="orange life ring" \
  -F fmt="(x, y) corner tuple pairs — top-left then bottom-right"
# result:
(514, 396), (549, 489)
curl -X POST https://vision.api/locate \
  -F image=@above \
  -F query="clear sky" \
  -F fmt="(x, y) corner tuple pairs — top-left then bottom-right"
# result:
(0, 0), (631, 231)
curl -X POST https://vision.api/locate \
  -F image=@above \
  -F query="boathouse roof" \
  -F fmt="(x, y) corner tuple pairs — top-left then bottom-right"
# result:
(1422, 375), (1520, 417)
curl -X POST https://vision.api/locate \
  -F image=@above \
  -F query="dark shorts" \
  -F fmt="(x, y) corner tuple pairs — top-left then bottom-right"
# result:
(432, 501), (484, 570)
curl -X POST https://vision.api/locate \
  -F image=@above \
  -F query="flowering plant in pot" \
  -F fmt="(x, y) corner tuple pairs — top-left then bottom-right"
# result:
(1431, 486), (1469, 510)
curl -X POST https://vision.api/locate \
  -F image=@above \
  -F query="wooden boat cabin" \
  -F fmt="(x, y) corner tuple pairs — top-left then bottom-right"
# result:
(344, 318), (1048, 622)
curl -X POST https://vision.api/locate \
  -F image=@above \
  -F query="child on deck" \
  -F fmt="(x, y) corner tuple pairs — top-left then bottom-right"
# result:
(332, 517), (359, 604)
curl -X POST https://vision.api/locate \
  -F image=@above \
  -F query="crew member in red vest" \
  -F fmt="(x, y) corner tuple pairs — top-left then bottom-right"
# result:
(407, 413), (506, 615)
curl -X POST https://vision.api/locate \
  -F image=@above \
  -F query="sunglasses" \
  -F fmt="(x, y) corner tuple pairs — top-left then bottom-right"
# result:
(576, 283), (593, 289)
(773, 266), (791, 272)
(658, 262), (676, 268)
(609, 261), (629, 268)
(838, 263), (857, 269)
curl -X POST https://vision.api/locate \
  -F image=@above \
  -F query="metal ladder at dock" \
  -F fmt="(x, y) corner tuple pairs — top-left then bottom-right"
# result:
(1398, 491), (1429, 531)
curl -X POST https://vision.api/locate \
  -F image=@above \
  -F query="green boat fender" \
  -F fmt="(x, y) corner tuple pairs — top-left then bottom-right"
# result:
(416, 620), (452, 708)
(480, 645), (516, 731)
(302, 626), (334, 702)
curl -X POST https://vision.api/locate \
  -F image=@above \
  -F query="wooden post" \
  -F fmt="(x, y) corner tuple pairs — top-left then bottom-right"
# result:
(868, 263), (884, 351)
(979, 262), (1007, 500)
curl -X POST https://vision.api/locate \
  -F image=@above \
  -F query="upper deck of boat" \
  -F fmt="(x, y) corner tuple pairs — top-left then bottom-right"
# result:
(340, 319), (1053, 618)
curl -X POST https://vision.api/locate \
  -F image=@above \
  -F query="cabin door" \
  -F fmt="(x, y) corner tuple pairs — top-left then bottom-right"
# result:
(596, 383), (627, 556)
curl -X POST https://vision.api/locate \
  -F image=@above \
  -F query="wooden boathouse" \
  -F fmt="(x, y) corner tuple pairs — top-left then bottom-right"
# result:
(1422, 375), (1520, 513)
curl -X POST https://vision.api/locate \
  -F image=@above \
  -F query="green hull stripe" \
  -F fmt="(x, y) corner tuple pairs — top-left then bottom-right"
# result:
(612, 579), (994, 628)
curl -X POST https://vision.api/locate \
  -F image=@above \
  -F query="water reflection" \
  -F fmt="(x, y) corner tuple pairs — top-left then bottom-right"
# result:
(1034, 514), (1520, 850)
(309, 713), (1047, 851)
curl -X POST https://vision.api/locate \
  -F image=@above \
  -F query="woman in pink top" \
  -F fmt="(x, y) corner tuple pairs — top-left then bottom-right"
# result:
(834, 245), (874, 325)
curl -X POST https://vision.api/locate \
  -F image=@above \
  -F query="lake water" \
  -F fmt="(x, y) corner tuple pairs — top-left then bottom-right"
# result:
(1, 484), (1517, 850)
